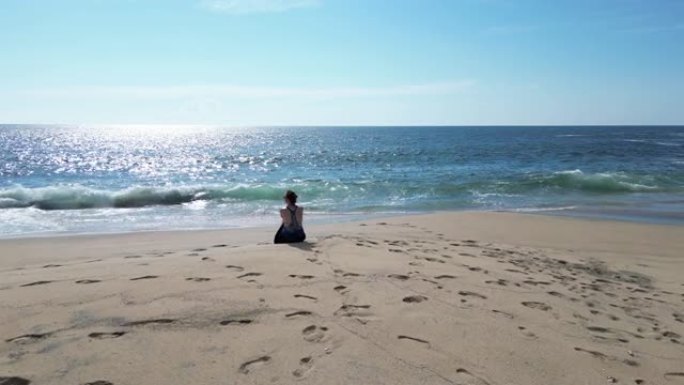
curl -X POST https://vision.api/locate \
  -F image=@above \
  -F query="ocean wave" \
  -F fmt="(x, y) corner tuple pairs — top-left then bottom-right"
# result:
(0, 169), (679, 211)
(527, 170), (660, 193)
(0, 184), (338, 211)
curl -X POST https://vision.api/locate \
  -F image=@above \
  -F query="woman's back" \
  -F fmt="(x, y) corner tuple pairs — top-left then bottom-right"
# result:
(274, 190), (306, 244)
(280, 205), (304, 230)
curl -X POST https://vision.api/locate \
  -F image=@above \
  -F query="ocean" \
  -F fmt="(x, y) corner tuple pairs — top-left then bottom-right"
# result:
(1, 125), (683, 237)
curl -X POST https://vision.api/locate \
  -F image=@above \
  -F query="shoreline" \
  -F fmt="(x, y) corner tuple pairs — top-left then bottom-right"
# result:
(1, 207), (682, 241)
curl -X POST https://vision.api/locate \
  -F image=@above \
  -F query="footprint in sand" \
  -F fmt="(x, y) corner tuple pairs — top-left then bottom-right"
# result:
(237, 272), (262, 279)
(485, 279), (508, 286)
(665, 373), (684, 381)
(20, 281), (53, 287)
(42, 264), (62, 268)
(130, 275), (158, 281)
(225, 265), (244, 272)
(491, 309), (515, 319)
(518, 326), (538, 340)
(435, 275), (457, 280)
(403, 295), (428, 303)
(293, 356), (314, 378)
(220, 319), (252, 325)
(302, 325), (329, 342)
(239, 356), (271, 374)
(294, 294), (317, 301)
(82, 382), (113, 385)
(397, 335), (429, 345)
(388, 274), (410, 281)
(334, 285), (349, 294)
(185, 277), (211, 282)
(286, 311), (313, 318)
(574, 347), (607, 359)
(463, 265), (482, 272)
(419, 256), (445, 264)
(334, 304), (371, 317)
(0, 378), (31, 385)
(522, 301), (551, 311)
(122, 319), (175, 327)
(191, 248), (207, 252)
(212, 244), (228, 248)
(88, 331), (126, 339)
(422, 278), (443, 289)
(586, 326), (611, 333)
(505, 269), (527, 275)
(623, 359), (639, 367)
(289, 274), (315, 279)
(662, 331), (681, 339)
(6, 333), (51, 344)
(76, 279), (101, 284)
(458, 291), (487, 299)
(124, 255), (142, 259)
(454, 368), (491, 385)
(334, 269), (362, 278)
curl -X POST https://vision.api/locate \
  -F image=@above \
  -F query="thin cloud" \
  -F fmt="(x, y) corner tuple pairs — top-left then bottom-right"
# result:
(24, 81), (477, 100)
(199, 0), (319, 14)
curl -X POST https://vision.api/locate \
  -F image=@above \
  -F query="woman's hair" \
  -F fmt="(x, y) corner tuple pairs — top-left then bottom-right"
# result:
(284, 190), (298, 204)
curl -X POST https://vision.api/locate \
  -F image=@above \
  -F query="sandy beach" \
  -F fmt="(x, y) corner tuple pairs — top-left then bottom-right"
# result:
(1, 211), (683, 385)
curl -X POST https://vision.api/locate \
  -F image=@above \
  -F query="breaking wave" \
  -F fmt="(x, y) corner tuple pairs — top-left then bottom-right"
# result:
(524, 170), (665, 193)
(0, 169), (679, 211)
(0, 184), (325, 210)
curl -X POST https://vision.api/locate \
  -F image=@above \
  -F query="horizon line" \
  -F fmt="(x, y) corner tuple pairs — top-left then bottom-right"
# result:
(0, 123), (682, 128)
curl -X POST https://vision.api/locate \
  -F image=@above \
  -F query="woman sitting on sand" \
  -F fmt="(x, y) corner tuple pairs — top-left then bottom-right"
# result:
(274, 190), (306, 244)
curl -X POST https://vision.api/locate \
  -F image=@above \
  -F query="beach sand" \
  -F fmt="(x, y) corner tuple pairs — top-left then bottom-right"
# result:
(1, 212), (683, 385)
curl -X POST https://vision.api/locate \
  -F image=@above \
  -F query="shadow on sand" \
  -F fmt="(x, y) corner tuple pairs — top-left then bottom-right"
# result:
(286, 241), (315, 252)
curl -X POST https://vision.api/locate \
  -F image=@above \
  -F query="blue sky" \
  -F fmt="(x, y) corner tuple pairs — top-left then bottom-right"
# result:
(1, 0), (682, 125)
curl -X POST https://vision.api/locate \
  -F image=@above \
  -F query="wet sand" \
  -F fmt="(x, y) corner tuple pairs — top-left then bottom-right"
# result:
(1, 212), (683, 385)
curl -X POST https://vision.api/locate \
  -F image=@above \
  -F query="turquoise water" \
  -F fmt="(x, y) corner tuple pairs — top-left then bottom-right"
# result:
(1, 125), (683, 236)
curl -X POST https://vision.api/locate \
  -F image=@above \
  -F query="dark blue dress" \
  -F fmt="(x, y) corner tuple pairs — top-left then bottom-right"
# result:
(274, 206), (306, 244)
